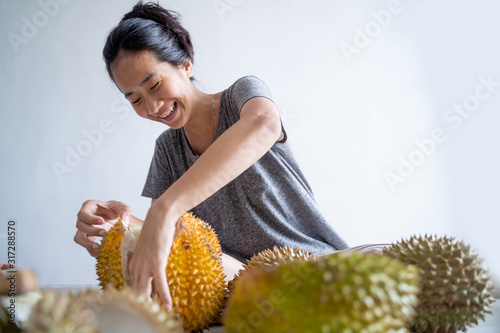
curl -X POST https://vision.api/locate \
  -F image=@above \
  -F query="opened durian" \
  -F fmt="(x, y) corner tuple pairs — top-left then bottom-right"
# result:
(96, 212), (226, 332)
(26, 287), (183, 333)
(26, 289), (98, 333)
(383, 235), (496, 333)
(77, 286), (184, 333)
(224, 251), (420, 333)
(228, 245), (316, 293)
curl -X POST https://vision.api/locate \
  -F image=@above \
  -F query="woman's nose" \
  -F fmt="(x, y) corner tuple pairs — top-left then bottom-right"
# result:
(146, 98), (164, 116)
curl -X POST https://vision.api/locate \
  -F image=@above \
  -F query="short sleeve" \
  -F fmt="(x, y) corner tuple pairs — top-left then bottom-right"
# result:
(231, 75), (274, 112)
(229, 75), (287, 143)
(141, 134), (173, 199)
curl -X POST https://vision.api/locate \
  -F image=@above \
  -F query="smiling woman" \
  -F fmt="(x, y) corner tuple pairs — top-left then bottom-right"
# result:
(73, 1), (348, 310)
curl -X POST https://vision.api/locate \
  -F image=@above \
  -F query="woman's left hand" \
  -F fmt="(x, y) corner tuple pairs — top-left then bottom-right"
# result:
(128, 203), (177, 310)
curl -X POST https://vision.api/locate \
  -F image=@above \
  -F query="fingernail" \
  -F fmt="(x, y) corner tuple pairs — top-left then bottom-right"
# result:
(92, 243), (99, 250)
(99, 230), (106, 236)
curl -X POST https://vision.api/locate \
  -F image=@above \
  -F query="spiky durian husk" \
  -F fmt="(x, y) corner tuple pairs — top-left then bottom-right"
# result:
(95, 212), (226, 333)
(76, 286), (184, 333)
(167, 212), (226, 332)
(224, 251), (420, 333)
(26, 289), (98, 333)
(228, 246), (316, 293)
(96, 219), (126, 289)
(383, 235), (496, 333)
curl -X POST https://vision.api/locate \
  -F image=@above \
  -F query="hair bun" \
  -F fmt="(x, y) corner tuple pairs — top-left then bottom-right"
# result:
(121, 1), (193, 61)
(122, 1), (180, 27)
(103, 1), (195, 80)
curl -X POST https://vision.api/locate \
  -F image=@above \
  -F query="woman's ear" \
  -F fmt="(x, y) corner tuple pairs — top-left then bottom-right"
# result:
(180, 59), (194, 79)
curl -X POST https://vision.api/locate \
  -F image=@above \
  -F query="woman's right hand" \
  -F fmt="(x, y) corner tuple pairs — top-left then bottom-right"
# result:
(74, 200), (132, 257)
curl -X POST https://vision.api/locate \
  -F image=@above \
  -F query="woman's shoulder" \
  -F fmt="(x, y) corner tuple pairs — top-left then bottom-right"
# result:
(223, 75), (273, 112)
(228, 75), (270, 92)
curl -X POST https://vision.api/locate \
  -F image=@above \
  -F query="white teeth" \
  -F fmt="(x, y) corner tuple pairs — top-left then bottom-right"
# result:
(159, 103), (176, 118)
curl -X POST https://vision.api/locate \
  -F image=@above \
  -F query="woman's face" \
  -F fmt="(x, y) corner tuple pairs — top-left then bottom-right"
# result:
(110, 49), (194, 128)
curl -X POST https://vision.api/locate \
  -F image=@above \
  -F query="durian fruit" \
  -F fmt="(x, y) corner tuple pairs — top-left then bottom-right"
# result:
(224, 251), (420, 333)
(26, 289), (98, 333)
(76, 286), (184, 333)
(25, 287), (183, 333)
(167, 212), (226, 332)
(96, 212), (226, 333)
(228, 246), (316, 293)
(96, 218), (128, 289)
(383, 235), (496, 333)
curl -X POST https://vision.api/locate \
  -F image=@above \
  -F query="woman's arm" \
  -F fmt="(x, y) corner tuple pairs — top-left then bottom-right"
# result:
(129, 97), (282, 308)
(157, 96), (282, 218)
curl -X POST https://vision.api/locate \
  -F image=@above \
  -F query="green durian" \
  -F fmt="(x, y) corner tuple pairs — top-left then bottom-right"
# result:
(383, 235), (496, 333)
(224, 251), (420, 333)
(228, 245), (316, 293)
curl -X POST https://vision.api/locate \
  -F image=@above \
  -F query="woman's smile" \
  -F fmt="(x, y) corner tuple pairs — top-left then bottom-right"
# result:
(158, 101), (178, 122)
(110, 49), (195, 129)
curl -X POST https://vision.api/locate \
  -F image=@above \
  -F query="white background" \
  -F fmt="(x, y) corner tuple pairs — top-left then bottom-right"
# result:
(0, 0), (499, 289)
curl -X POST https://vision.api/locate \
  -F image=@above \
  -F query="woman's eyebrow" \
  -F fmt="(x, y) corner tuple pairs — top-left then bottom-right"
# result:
(124, 72), (158, 97)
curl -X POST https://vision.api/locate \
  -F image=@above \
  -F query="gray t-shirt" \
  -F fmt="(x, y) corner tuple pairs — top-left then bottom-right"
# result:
(142, 75), (348, 262)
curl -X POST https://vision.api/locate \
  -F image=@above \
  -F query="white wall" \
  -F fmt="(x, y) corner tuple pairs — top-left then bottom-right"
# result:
(0, 0), (498, 287)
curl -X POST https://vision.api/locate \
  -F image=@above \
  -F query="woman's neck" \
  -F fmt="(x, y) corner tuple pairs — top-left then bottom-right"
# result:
(183, 88), (219, 155)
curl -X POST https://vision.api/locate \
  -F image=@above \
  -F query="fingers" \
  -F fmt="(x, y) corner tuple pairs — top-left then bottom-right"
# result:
(135, 273), (154, 303)
(128, 245), (171, 309)
(129, 256), (153, 302)
(76, 217), (108, 238)
(75, 199), (132, 257)
(154, 268), (173, 310)
(73, 230), (99, 257)
(78, 200), (106, 226)
(76, 200), (128, 238)
(106, 201), (133, 221)
(129, 265), (172, 310)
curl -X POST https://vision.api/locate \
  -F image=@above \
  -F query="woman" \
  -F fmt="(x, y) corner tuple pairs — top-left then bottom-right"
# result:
(74, 1), (348, 309)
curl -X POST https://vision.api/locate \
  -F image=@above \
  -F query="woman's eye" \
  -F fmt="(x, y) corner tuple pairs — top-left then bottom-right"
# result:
(150, 79), (161, 90)
(132, 98), (141, 105)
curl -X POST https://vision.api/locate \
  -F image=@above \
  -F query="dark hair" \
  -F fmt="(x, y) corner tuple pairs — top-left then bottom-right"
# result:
(103, 1), (194, 80)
